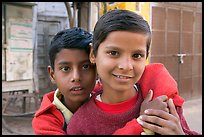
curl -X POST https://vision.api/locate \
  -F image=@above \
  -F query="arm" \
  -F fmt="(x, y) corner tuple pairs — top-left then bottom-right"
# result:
(32, 113), (66, 135)
(138, 63), (184, 107)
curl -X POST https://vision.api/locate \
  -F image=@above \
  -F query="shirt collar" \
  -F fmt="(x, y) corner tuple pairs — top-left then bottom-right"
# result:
(52, 89), (73, 124)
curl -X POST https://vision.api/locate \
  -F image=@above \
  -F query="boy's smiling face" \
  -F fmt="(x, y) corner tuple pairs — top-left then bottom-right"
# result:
(49, 49), (96, 105)
(90, 31), (147, 95)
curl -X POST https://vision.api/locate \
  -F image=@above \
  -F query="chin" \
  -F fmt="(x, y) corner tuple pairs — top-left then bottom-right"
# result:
(111, 87), (132, 93)
(76, 96), (90, 103)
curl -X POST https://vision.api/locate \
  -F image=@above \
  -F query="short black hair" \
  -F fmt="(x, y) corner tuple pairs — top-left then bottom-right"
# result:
(49, 27), (93, 69)
(92, 9), (151, 58)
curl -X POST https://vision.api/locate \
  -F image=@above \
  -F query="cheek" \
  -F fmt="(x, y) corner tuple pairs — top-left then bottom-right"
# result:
(95, 57), (113, 73)
(83, 72), (97, 91)
(55, 78), (66, 88)
(84, 69), (96, 82)
(134, 62), (146, 80)
(54, 73), (70, 87)
(87, 73), (96, 84)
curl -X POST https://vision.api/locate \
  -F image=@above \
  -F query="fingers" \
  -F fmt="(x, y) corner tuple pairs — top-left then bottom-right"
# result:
(155, 95), (169, 113)
(137, 116), (164, 134)
(138, 99), (185, 135)
(137, 118), (155, 135)
(156, 95), (168, 102)
(144, 109), (173, 120)
(153, 95), (169, 113)
(139, 114), (169, 127)
(137, 111), (172, 135)
(138, 109), (179, 132)
(140, 91), (169, 116)
(168, 98), (179, 119)
(144, 89), (153, 102)
(165, 107), (170, 113)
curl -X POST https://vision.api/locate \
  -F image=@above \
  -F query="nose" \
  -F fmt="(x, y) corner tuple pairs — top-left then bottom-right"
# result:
(118, 57), (133, 70)
(71, 68), (81, 82)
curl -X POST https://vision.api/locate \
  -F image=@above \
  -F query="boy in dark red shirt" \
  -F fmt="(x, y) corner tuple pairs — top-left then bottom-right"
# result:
(66, 9), (200, 135)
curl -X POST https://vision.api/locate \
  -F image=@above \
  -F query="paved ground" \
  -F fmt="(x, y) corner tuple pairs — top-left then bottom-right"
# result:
(2, 97), (202, 135)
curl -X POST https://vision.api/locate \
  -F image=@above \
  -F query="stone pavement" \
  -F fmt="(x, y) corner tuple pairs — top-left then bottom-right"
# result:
(2, 97), (202, 135)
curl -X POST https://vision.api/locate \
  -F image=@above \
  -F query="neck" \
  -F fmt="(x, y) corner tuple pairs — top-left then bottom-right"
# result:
(101, 87), (136, 104)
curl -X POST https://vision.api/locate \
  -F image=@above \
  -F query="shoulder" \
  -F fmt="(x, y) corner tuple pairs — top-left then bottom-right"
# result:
(34, 91), (56, 117)
(138, 63), (177, 97)
(32, 102), (64, 127)
(32, 110), (65, 134)
(33, 91), (64, 125)
(138, 63), (184, 106)
(32, 102), (65, 134)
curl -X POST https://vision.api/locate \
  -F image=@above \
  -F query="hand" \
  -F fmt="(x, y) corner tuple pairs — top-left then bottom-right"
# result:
(140, 89), (169, 116)
(138, 98), (185, 135)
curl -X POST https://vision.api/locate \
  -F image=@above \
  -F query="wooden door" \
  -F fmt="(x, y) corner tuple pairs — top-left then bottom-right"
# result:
(36, 19), (61, 97)
(150, 3), (202, 100)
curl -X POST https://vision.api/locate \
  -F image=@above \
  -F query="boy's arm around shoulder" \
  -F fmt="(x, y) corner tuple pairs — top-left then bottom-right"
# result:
(138, 63), (184, 106)
(138, 63), (200, 135)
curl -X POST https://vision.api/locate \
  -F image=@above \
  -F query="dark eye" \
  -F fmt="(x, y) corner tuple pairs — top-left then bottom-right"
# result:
(108, 51), (119, 56)
(82, 64), (91, 70)
(132, 54), (142, 59)
(61, 66), (71, 72)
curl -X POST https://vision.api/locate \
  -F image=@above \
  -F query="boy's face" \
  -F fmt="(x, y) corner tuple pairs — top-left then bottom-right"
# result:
(49, 49), (96, 104)
(90, 31), (147, 93)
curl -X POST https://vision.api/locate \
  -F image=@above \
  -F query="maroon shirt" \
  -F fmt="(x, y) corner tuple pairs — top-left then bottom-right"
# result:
(67, 90), (144, 135)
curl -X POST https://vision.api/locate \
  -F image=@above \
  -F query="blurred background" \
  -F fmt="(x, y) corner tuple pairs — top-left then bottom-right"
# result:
(2, 2), (202, 135)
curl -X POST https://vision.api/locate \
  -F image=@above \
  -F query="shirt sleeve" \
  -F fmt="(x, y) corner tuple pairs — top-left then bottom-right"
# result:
(112, 118), (144, 135)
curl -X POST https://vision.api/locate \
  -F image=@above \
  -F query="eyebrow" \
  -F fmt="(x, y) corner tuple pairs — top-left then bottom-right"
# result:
(105, 46), (120, 50)
(57, 59), (90, 65)
(105, 45), (146, 54)
(133, 49), (146, 54)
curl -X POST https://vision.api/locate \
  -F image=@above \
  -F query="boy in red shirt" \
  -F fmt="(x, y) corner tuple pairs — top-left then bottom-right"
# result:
(32, 27), (97, 134)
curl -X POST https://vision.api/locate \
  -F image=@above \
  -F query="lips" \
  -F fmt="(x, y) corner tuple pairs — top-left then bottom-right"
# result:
(70, 85), (84, 95)
(70, 86), (83, 91)
(70, 86), (85, 95)
(113, 74), (133, 79)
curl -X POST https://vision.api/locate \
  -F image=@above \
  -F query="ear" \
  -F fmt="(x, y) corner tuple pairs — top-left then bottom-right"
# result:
(48, 66), (56, 84)
(89, 45), (96, 64)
